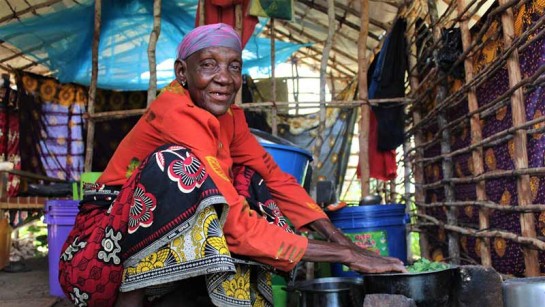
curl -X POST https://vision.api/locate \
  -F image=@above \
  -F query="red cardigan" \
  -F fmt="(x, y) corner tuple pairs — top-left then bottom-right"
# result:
(98, 81), (328, 271)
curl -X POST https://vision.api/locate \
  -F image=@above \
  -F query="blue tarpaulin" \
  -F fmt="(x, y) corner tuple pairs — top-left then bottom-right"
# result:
(0, 0), (309, 90)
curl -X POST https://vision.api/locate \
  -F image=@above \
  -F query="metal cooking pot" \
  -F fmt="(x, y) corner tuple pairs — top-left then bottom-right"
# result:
(359, 194), (382, 205)
(291, 277), (364, 307)
(363, 267), (458, 307)
(503, 277), (545, 307)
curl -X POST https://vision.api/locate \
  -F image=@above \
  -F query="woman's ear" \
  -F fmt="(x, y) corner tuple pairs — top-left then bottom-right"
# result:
(174, 60), (187, 87)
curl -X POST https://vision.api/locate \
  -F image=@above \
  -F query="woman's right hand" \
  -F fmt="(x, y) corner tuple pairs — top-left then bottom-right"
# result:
(343, 247), (407, 273)
(302, 239), (407, 274)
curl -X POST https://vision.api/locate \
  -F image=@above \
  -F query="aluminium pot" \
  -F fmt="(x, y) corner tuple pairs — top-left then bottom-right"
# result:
(503, 277), (545, 307)
(363, 267), (458, 307)
(291, 277), (364, 307)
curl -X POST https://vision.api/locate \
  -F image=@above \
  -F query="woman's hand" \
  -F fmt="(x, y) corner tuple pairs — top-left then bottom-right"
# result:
(342, 246), (407, 273)
(303, 239), (407, 274)
(305, 218), (407, 273)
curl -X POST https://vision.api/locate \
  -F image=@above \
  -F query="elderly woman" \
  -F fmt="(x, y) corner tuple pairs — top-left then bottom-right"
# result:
(59, 23), (405, 307)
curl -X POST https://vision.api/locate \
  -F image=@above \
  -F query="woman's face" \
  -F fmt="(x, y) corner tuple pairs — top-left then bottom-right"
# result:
(176, 46), (242, 117)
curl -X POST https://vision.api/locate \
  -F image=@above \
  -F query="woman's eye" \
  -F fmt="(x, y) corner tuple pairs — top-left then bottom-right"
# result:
(201, 61), (216, 69)
(230, 63), (241, 72)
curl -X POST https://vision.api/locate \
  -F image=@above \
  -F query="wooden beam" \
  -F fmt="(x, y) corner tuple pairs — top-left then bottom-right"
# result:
(427, 0), (459, 264)
(198, 0), (205, 26)
(498, 0), (539, 277)
(270, 18), (278, 136)
(296, 54), (353, 78)
(333, 0), (390, 31)
(315, 0), (335, 167)
(84, 0), (101, 172)
(297, 0), (382, 41)
(147, 0), (161, 106)
(280, 21), (359, 63)
(293, 8), (375, 51)
(264, 25), (357, 76)
(370, 0), (403, 8)
(358, 0), (370, 197)
(0, 0), (63, 24)
(406, 10), (430, 259)
(455, 0), (489, 266)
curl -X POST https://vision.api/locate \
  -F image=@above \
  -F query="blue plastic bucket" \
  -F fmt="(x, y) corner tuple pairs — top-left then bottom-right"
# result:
(327, 204), (408, 277)
(44, 200), (79, 297)
(260, 142), (312, 184)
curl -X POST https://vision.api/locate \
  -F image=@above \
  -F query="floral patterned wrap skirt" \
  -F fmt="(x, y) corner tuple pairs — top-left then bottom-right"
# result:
(58, 145), (292, 307)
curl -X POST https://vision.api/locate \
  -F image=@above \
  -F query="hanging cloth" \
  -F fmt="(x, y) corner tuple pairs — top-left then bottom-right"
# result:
(196, 0), (259, 48)
(370, 19), (407, 151)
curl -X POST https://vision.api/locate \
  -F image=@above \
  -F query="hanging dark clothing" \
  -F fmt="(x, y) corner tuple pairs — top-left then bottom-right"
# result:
(370, 19), (407, 151)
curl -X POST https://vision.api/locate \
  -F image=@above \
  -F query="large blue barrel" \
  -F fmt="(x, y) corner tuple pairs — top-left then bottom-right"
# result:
(327, 204), (408, 277)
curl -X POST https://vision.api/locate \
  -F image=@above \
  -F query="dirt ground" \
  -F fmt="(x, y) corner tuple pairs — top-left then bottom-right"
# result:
(0, 257), (72, 307)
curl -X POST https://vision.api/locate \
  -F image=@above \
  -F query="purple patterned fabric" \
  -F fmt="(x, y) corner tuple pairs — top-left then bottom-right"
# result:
(176, 23), (242, 60)
(422, 2), (545, 276)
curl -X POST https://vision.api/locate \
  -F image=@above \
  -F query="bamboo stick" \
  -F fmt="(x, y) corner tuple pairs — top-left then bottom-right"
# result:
(147, 0), (161, 106)
(358, 0), (370, 197)
(84, 0), (101, 173)
(499, 0), (539, 276)
(406, 15), (430, 259)
(270, 18), (277, 136)
(416, 213), (545, 251)
(456, 0), (490, 266)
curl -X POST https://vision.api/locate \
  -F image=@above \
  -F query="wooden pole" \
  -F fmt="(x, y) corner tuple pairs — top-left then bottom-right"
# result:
(270, 18), (278, 136)
(498, 0), (539, 276)
(198, 0), (205, 26)
(358, 0), (370, 197)
(147, 0), (161, 106)
(456, 0), (490, 267)
(315, 0), (335, 173)
(427, 0), (460, 264)
(234, 4), (243, 106)
(416, 213), (545, 250)
(389, 179), (396, 203)
(84, 0), (101, 173)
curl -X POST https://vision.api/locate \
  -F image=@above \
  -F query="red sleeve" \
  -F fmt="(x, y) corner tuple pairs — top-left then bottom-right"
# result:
(228, 107), (329, 230)
(152, 95), (307, 271)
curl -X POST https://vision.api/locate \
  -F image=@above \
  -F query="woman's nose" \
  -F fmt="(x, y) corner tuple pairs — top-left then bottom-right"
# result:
(213, 65), (233, 84)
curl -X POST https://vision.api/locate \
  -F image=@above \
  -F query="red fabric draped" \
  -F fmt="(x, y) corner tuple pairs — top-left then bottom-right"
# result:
(357, 111), (397, 181)
(195, 0), (258, 48)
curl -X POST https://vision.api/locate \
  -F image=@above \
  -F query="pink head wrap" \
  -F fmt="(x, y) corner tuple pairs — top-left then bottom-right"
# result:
(176, 23), (242, 60)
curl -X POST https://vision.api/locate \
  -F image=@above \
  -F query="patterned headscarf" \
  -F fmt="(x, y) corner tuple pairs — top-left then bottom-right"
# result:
(176, 23), (242, 60)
